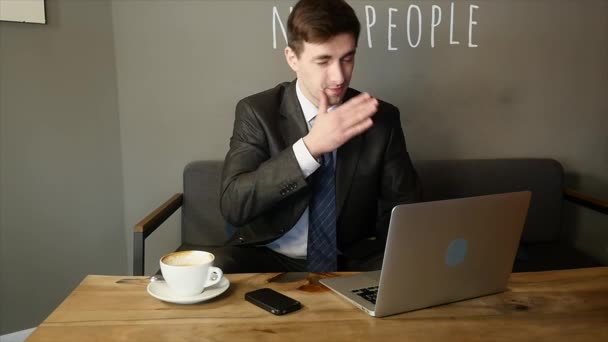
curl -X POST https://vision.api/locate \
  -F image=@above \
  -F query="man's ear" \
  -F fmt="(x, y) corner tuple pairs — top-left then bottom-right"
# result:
(285, 46), (299, 72)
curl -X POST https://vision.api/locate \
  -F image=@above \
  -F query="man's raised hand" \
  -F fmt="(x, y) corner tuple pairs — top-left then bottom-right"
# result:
(303, 90), (378, 158)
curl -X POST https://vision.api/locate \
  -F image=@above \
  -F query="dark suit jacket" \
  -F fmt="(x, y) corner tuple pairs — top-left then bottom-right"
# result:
(220, 80), (419, 259)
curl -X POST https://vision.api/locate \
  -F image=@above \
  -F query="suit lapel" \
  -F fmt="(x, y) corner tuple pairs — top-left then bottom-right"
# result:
(336, 88), (363, 219)
(336, 135), (362, 220)
(279, 81), (309, 147)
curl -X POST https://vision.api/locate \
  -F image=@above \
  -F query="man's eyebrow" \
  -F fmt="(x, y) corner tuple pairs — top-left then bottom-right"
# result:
(313, 55), (332, 61)
(342, 50), (356, 58)
(312, 49), (357, 61)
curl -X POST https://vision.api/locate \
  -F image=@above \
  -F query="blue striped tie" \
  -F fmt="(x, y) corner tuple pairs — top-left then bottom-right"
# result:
(307, 152), (337, 272)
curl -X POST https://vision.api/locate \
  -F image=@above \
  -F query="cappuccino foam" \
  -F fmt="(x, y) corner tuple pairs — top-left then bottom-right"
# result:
(161, 251), (213, 267)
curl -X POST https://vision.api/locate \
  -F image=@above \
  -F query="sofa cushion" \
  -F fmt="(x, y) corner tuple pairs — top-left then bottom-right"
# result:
(182, 158), (565, 247)
(414, 159), (564, 243)
(182, 161), (227, 246)
(514, 242), (600, 272)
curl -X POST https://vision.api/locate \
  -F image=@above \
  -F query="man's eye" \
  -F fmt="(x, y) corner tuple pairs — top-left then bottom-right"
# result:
(316, 61), (328, 65)
(341, 57), (354, 63)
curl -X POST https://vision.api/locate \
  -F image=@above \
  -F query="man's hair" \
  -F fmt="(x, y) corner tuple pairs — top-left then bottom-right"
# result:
(287, 0), (361, 57)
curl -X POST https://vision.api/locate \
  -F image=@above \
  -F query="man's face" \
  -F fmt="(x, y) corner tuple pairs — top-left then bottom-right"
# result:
(285, 33), (356, 107)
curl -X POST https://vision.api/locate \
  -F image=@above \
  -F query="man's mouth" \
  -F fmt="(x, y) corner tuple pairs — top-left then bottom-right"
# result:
(326, 86), (344, 96)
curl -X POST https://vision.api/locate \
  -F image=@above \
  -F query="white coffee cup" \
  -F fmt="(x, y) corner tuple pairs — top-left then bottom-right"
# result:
(159, 250), (223, 297)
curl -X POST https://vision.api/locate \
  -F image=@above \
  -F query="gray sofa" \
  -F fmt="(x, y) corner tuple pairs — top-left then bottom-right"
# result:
(133, 159), (606, 275)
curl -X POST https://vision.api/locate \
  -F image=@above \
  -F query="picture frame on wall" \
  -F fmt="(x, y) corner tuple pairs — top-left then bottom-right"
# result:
(0, 0), (46, 24)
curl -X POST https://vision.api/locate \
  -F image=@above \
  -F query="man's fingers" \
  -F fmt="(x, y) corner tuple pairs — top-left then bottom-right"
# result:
(310, 91), (377, 153)
(340, 98), (378, 128)
(344, 118), (374, 139)
(339, 93), (378, 117)
(318, 89), (329, 115)
(339, 92), (374, 111)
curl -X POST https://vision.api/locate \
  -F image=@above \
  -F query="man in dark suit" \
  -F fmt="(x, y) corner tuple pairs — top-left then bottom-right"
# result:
(219, 0), (419, 273)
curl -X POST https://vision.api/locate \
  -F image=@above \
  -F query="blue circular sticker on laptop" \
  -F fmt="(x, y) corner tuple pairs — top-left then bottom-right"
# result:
(445, 238), (468, 267)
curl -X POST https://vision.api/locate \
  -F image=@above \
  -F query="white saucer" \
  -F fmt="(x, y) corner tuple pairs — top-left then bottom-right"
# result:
(147, 277), (230, 304)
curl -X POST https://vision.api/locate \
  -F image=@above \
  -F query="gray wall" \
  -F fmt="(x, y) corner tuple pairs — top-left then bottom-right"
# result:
(0, 0), (125, 334)
(1, 0), (606, 334)
(110, 0), (292, 275)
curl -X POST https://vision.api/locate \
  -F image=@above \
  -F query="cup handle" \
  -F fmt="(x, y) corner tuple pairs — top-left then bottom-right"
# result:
(205, 267), (223, 287)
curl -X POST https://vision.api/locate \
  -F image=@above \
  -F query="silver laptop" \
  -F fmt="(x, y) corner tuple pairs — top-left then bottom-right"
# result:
(320, 191), (531, 317)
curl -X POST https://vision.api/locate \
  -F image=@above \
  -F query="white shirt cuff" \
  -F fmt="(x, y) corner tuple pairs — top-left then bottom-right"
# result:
(293, 138), (321, 178)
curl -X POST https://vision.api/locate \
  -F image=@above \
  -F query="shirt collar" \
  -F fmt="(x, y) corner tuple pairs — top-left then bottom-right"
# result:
(295, 80), (337, 124)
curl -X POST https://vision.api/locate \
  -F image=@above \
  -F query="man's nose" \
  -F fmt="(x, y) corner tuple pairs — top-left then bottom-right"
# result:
(327, 62), (345, 85)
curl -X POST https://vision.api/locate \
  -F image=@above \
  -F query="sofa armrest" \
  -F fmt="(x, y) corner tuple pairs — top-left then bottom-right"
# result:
(134, 193), (184, 237)
(564, 188), (608, 215)
(133, 193), (183, 275)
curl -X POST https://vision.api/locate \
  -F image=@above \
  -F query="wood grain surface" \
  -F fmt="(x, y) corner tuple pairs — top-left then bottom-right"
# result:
(28, 268), (608, 341)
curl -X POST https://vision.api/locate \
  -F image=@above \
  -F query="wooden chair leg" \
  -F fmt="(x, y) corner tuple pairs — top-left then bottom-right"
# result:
(133, 232), (144, 276)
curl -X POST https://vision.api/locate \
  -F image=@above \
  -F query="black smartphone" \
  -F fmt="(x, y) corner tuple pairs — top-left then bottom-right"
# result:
(245, 288), (302, 315)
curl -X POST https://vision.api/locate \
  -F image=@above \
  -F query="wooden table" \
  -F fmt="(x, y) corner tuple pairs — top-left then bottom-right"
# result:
(28, 268), (608, 341)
